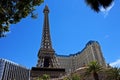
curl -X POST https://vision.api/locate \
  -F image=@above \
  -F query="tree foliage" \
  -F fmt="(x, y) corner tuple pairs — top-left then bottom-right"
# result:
(85, 61), (102, 80)
(63, 74), (81, 80)
(106, 67), (120, 80)
(85, 0), (114, 12)
(71, 74), (81, 80)
(42, 74), (50, 80)
(63, 77), (70, 80)
(0, 0), (43, 37)
(0, 0), (114, 37)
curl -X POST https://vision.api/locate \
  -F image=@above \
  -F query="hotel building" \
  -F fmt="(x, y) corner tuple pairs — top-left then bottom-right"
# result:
(0, 58), (30, 80)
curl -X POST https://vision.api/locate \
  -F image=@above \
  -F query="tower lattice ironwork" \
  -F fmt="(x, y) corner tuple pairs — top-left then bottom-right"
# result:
(36, 5), (59, 68)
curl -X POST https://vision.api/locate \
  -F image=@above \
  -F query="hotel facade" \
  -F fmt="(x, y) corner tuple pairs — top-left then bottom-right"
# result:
(57, 40), (106, 73)
(0, 58), (30, 80)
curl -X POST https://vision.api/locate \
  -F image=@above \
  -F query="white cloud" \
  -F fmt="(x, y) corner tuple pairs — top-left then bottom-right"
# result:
(110, 59), (120, 67)
(100, 2), (115, 17)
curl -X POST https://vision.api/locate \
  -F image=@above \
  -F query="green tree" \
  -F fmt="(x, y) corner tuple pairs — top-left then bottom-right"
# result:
(63, 74), (81, 80)
(71, 74), (81, 80)
(0, 0), (43, 37)
(106, 67), (120, 80)
(85, 61), (102, 80)
(63, 77), (70, 80)
(85, 0), (113, 12)
(42, 74), (50, 80)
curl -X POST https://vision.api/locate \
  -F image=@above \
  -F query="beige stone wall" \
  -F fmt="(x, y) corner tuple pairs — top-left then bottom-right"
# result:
(57, 56), (73, 73)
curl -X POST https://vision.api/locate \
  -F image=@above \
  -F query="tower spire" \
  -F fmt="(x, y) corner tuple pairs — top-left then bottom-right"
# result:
(40, 5), (53, 50)
(37, 5), (59, 68)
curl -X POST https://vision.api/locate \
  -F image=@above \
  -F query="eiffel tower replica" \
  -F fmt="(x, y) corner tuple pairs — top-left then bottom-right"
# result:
(30, 5), (65, 79)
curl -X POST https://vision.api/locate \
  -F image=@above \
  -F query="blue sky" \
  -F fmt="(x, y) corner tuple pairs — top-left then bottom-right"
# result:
(0, 0), (120, 68)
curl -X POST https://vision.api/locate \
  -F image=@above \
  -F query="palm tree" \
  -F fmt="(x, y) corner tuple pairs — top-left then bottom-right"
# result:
(106, 67), (120, 80)
(85, 0), (114, 12)
(85, 61), (102, 80)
